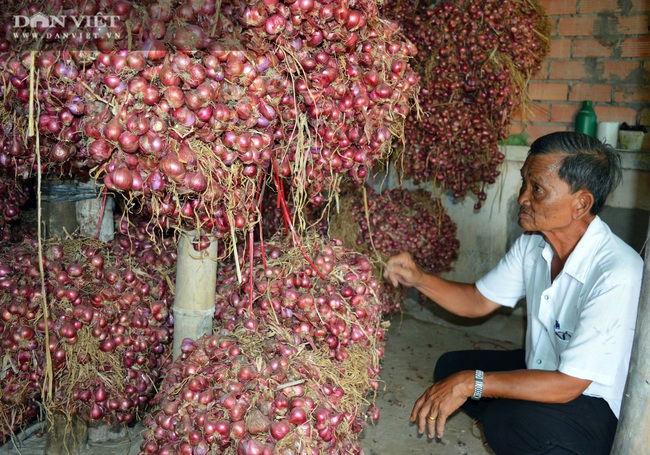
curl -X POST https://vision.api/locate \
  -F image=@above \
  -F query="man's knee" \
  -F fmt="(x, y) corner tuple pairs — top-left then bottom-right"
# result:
(481, 402), (544, 455)
(433, 351), (463, 382)
(479, 400), (613, 455)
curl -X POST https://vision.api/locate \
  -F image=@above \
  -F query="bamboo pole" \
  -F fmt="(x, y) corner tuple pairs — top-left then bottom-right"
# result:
(172, 230), (218, 359)
(611, 224), (650, 453)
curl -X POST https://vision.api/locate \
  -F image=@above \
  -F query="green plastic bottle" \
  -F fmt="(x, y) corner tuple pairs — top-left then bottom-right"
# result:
(575, 101), (597, 137)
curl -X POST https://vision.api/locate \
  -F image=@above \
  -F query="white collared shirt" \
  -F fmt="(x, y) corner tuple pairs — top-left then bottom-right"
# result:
(476, 216), (643, 417)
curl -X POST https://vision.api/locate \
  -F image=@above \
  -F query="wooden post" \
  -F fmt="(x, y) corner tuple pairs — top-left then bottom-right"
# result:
(172, 230), (218, 359)
(44, 414), (87, 455)
(611, 225), (650, 453)
(76, 181), (115, 242)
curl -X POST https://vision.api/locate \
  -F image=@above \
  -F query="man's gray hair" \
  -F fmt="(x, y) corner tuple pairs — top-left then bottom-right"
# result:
(528, 132), (622, 215)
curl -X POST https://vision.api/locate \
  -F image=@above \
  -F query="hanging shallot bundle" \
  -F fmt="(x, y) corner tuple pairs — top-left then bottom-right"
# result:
(382, 0), (550, 207)
(0, 225), (176, 440)
(0, 0), (419, 245)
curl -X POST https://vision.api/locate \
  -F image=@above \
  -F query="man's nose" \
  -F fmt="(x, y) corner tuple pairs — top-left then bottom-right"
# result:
(517, 185), (529, 206)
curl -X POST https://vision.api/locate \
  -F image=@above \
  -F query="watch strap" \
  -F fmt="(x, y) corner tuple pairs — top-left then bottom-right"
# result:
(471, 369), (484, 400)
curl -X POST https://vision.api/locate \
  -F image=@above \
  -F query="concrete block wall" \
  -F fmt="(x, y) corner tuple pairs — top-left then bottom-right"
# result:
(509, 0), (650, 142)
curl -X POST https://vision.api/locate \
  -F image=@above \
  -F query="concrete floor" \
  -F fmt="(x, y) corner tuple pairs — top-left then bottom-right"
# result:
(360, 298), (524, 455)
(1, 298), (525, 455)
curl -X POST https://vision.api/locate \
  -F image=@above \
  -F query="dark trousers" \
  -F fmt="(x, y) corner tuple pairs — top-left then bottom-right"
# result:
(434, 350), (618, 455)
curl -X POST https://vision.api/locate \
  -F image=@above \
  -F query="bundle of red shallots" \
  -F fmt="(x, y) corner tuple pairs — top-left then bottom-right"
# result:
(382, 0), (549, 207)
(0, 226), (176, 441)
(0, 0), (419, 240)
(141, 324), (379, 455)
(141, 233), (387, 454)
(331, 186), (460, 276)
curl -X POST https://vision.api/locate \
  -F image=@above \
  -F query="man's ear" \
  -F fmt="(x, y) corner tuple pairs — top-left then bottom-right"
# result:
(572, 190), (594, 219)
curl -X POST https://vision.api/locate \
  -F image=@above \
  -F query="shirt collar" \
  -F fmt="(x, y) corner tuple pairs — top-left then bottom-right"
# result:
(544, 216), (606, 283)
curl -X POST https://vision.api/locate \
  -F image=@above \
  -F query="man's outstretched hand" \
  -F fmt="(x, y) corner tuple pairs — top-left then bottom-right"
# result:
(384, 252), (422, 288)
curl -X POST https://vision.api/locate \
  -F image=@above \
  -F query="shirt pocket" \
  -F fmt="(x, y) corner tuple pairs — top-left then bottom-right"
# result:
(552, 318), (575, 352)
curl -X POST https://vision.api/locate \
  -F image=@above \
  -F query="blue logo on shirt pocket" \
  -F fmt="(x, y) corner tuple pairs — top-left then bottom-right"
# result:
(554, 320), (572, 341)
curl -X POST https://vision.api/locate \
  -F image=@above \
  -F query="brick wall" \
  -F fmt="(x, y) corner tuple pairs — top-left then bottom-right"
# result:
(510, 0), (650, 144)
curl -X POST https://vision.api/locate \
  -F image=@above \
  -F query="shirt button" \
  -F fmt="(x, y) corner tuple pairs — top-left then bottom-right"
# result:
(536, 359), (542, 364)
(544, 295), (549, 300)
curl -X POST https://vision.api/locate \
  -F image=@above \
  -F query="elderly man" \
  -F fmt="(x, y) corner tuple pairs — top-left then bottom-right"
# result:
(384, 132), (643, 454)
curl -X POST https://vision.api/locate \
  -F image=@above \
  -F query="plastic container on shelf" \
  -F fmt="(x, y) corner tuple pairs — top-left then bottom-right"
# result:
(575, 101), (597, 137)
(618, 130), (645, 150)
(596, 121), (619, 148)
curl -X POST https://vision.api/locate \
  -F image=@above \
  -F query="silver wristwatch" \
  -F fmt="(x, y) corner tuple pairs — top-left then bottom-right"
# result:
(471, 369), (484, 400)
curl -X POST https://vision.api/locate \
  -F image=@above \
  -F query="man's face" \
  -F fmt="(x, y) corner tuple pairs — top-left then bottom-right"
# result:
(517, 153), (579, 233)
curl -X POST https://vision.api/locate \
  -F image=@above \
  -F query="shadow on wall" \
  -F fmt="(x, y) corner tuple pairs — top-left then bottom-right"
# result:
(599, 207), (649, 254)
